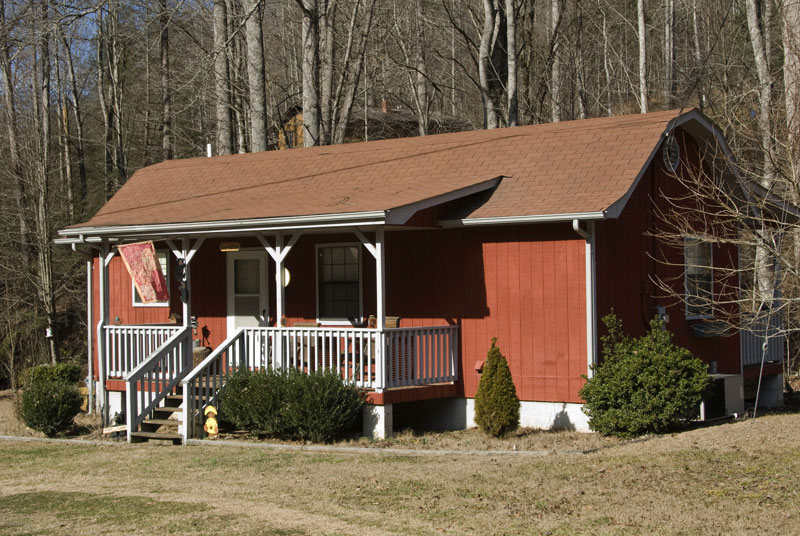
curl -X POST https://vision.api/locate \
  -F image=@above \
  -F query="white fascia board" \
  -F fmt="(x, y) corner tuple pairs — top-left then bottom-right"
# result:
(385, 177), (503, 225)
(439, 211), (605, 227)
(58, 211), (387, 241)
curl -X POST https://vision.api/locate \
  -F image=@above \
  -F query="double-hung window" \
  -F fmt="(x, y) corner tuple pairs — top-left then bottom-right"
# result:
(317, 244), (361, 323)
(132, 251), (170, 307)
(685, 239), (712, 318)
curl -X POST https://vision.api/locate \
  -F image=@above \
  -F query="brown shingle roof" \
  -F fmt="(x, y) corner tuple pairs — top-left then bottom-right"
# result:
(73, 109), (683, 230)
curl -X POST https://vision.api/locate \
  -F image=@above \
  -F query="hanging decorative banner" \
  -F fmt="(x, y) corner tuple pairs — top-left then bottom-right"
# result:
(118, 241), (169, 304)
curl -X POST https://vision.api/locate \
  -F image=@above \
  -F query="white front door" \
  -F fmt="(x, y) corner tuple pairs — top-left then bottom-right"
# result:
(227, 250), (268, 333)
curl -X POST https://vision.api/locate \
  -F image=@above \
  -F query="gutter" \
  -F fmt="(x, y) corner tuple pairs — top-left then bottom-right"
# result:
(439, 211), (605, 227)
(58, 211), (388, 240)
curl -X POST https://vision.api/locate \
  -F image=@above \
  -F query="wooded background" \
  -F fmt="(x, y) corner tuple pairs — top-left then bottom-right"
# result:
(1, 0), (798, 387)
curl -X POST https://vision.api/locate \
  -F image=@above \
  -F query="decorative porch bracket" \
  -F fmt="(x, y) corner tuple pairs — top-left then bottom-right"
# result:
(354, 228), (386, 391)
(257, 232), (302, 367)
(166, 237), (205, 328)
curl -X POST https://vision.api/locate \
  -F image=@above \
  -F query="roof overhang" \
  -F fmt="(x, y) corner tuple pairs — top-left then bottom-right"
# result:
(438, 211), (605, 227)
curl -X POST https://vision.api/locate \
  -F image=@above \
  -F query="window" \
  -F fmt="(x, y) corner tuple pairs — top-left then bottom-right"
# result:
(317, 244), (361, 323)
(132, 251), (169, 307)
(685, 239), (712, 318)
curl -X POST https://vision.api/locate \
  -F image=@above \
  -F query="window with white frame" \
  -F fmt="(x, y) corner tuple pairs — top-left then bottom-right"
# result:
(685, 239), (712, 318)
(317, 244), (361, 322)
(132, 251), (170, 306)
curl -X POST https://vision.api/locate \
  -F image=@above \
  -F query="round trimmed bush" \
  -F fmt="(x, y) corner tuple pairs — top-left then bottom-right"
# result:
(474, 338), (520, 437)
(22, 376), (83, 437)
(25, 363), (82, 386)
(579, 313), (711, 438)
(218, 367), (291, 437)
(284, 369), (365, 443)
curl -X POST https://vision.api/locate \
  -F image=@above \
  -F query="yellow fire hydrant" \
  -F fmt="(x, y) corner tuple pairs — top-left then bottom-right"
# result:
(203, 405), (219, 438)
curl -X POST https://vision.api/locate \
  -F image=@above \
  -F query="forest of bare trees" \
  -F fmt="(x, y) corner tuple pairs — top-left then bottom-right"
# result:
(1, 0), (799, 387)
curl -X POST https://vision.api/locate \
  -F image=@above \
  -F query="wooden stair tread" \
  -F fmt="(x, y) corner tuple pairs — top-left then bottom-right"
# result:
(143, 418), (180, 426)
(153, 406), (182, 413)
(130, 431), (182, 440)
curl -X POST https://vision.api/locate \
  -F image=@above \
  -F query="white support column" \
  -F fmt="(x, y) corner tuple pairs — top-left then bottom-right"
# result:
(182, 238), (190, 327)
(86, 256), (94, 414)
(258, 232), (301, 368)
(354, 227), (387, 390)
(375, 229), (386, 391)
(96, 241), (115, 425)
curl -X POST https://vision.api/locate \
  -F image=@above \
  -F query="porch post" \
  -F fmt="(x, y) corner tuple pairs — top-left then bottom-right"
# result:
(86, 256), (94, 415)
(182, 238), (191, 328)
(258, 232), (301, 369)
(96, 240), (114, 425)
(375, 228), (386, 391)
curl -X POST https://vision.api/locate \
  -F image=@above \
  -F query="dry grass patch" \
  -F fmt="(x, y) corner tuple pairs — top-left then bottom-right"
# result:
(1, 413), (799, 535)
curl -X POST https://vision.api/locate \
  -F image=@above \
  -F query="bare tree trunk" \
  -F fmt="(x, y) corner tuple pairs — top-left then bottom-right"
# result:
(319, 0), (334, 145)
(332, 0), (375, 145)
(0, 0), (29, 261)
(32, 0), (59, 363)
(244, 0), (268, 151)
(691, 0), (706, 111)
(56, 56), (74, 223)
(602, 11), (612, 115)
(159, 0), (173, 160)
(213, 0), (233, 155)
(664, 0), (675, 107)
(506, 0), (517, 126)
(479, 0), (505, 129)
(575, 0), (586, 120)
(59, 28), (87, 217)
(637, 0), (648, 113)
(746, 0), (776, 187)
(550, 0), (561, 122)
(783, 0), (800, 175)
(299, 0), (321, 146)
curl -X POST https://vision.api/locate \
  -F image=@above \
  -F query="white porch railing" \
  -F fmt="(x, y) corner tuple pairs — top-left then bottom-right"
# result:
(104, 325), (183, 377)
(741, 314), (784, 367)
(125, 326), (192, 442)
(181, 325), (459, 442)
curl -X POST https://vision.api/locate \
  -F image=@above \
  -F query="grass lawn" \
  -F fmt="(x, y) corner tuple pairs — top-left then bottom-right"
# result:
(1, 412), (799, 535)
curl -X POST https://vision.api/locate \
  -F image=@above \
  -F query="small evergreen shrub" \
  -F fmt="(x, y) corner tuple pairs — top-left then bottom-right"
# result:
(218, 368), (291, 437)
(284, 370), (365, 443)
(579, 313), (711, 438)
(24, 363), (82, 387)
(474, 338), (520, 437)
(21, 376), (82, 437)
(218, 368), (364, 442)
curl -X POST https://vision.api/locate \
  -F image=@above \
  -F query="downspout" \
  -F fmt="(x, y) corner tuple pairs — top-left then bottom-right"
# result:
(573, 219), (598, 378)
(72, 241), (95, 415)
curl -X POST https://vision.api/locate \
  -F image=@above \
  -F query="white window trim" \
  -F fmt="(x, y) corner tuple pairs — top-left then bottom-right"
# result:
(132, 250), (170, 308)
(315, 242), (363, 326)
(684, 238), (714, 320)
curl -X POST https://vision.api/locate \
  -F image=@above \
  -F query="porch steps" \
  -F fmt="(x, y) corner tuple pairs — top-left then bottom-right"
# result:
(129, 391), (185, 445)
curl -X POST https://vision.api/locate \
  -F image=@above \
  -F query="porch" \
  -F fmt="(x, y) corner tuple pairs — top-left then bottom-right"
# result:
(114, 322), (458, 443)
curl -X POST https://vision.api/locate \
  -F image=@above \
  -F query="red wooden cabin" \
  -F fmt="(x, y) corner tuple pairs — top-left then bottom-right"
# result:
(58, 109), (782, 443)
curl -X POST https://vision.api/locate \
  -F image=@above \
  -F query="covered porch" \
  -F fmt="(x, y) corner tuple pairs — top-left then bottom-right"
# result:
(68, 224), (461, 442)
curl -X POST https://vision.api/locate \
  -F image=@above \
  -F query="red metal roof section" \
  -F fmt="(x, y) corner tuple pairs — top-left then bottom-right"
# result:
(75, 109), (682, 229)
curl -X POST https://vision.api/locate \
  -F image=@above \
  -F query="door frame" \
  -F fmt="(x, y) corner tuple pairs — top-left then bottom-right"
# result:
(226, 249), (269, 335)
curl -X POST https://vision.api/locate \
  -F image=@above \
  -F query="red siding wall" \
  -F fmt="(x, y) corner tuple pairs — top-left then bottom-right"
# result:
(595, 128), (740, 373)
(92, 226), (589, 403)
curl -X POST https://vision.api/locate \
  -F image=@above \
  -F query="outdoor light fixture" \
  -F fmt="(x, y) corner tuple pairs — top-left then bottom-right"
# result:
(219, 241), (240, 252)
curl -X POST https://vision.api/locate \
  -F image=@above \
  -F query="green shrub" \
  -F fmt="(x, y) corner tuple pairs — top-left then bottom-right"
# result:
(24, 363), (82, 387)
(474, 338), (520, 437)
(218, 368), (364, 442)
(21, 378), (83, 437)
(284, 370), (365, 443)
(218, 367), (291, 437)
(579, 313), (711, 438)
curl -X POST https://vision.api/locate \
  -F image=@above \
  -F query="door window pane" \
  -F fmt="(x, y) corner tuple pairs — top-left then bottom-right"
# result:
(234, 259), (260, 294)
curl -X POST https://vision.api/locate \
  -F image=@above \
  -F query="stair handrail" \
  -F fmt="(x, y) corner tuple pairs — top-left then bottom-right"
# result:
(124, 326), (192, 443)
(181, 327), (247, 443)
